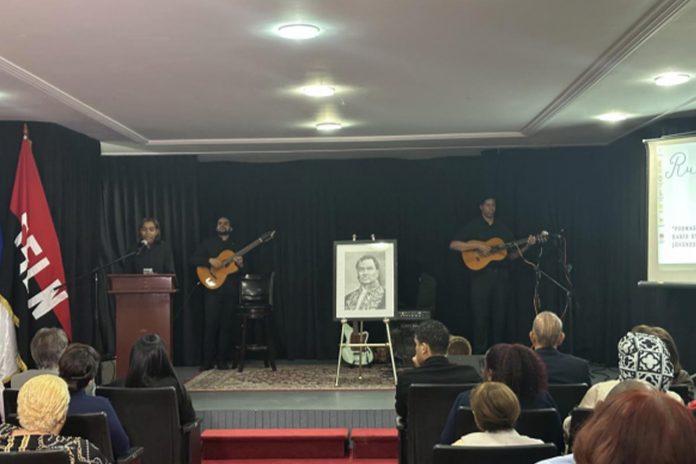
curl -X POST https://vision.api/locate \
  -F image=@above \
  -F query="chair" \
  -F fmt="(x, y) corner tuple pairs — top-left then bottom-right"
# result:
(402, 383), (477, 464)
(432, 444), (558, 464)
(234, 273), (276, 372)
(96, 386), (201, 464)
(61, 412), (144, 464)
(548, 383), (589, 419)
(2, 388), (18, 419)
(0, 450), (71, 464)
(568, 407), (593, 451)
(456, 407), (562, 453)
(669, 384), (691, 404)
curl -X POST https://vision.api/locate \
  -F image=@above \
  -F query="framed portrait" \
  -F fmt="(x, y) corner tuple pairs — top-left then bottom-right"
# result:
(334, 240), (397, 320)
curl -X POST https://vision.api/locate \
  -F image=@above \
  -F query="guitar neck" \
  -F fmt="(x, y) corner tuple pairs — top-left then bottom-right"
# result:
(222, 239), (261, 266)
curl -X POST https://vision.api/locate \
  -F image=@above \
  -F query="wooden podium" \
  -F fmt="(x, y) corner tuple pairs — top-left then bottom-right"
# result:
(108, 274), (177, 378)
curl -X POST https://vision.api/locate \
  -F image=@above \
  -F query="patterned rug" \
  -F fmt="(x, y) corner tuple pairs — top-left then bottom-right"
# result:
(185, 363), (397, 392)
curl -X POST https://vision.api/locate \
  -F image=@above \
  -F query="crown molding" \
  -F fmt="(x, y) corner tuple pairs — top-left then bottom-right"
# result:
(521, 0), (691, 136)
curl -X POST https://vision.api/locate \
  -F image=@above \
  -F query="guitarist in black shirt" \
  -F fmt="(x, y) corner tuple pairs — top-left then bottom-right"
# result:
(191, 216), (244, 371)
(449, 197), (535, 353)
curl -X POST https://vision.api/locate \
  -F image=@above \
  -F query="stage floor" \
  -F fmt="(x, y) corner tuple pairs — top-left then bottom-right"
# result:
(176, 362), (617, 430)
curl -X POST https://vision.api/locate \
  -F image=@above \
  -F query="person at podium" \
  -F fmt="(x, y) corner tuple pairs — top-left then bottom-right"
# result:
(191, 216), (244, 371)
(128, 217), (176, 275)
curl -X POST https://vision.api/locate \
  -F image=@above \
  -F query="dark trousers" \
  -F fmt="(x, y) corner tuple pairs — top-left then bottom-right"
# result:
(202, 287), (237, 366)
(470, 267), (509, 354)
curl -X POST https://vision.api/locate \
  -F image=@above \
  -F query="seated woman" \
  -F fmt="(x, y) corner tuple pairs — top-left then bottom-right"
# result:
(0, 375), (109, 463)
(452, 381), (544, 447)
(538, 387), (696, 464)
(440, 343), (563, 451)
(59, 343), (131, 459)
(631, 324), (694, 396)
(124, 333), (196, 425)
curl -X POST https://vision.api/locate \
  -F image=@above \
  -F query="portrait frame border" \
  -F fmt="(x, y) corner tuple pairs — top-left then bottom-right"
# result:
(333, 239), (397, 321)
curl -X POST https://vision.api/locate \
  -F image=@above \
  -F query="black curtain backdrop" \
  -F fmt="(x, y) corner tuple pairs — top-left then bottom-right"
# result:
(0, 122), (100, 351)
(98, 156), (201, 365)
(4, 117), (696, 371)
(197, 157), (484, 359)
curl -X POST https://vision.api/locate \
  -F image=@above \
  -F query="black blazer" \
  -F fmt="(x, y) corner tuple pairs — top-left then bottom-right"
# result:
(535, 347), (591, 385)
(395, 356), (481, 421)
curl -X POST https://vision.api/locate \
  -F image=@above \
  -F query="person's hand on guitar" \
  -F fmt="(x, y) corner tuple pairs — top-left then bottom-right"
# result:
(208, 257), (224, 269)
(477, 243), (492, 256)
(233, 255), (244, 267)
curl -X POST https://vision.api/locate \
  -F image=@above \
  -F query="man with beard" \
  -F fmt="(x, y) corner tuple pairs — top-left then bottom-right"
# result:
(191, 217), (244, 371)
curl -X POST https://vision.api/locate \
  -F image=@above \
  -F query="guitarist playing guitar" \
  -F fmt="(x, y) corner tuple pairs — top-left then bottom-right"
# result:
(191, 216), (247, 371)
(449, 196), (537, 353)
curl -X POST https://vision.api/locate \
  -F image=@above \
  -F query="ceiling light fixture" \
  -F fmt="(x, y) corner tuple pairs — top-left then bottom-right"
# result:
(654, 72), (691, 87)
(301, 85), (336, 97)
(316, 122), (342, 132)
(597, 112), (628, 122)
(277, 24), (321, 40)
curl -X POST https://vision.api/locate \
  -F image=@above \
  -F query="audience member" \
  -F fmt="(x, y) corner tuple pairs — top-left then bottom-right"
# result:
(0, 375), (109, 463)
(631, 324), (694, 396)
(395, 320), (481, 422)
(124, 333), (196, 425)
(59, 343), (130, 459)
(10, 327), (68, 389)
(539, 387), (696, 464)
(452, 382), (544, 446)
(562, 331), (681, 434)
(441, 344), (563, 451)
(529, 312), (590, 385)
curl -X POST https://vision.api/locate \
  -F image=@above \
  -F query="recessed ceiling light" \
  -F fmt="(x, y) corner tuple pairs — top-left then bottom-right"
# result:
(301, 85), (336, 98)
(277, 24), (321, 40)
(597, 112), (628, 122)
(316, 122), (342, 132)
(654, 72), (691, 87)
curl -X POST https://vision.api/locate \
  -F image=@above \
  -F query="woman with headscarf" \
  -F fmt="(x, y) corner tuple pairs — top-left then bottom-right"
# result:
(561, 331), (682, 435)
(0, 375), (109, 463)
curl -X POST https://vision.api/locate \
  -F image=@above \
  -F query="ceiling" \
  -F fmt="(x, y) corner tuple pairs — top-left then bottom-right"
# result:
(1, 0), (695, 162)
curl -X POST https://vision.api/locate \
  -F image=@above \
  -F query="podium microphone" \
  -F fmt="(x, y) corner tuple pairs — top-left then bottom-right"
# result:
(137, 240), (149, 254)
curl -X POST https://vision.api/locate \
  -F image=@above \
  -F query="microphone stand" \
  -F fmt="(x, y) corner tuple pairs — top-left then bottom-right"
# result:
(531, 238), (576, 351)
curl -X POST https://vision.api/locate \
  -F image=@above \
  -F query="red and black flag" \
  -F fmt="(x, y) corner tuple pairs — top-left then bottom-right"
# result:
(0, 125), (71, 368)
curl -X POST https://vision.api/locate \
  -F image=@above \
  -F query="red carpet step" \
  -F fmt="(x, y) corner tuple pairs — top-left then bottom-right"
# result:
(351, 428), (399, 459)
(202, 428), (349, 459)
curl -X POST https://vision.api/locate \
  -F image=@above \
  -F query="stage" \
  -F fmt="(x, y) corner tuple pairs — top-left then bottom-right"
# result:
(179, 361), (618, 431)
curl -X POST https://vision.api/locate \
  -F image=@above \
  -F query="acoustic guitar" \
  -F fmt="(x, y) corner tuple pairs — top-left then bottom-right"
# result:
(197, 230), (276, 289)
(340, 321), (374, 366)
(461, 231), (547, 271)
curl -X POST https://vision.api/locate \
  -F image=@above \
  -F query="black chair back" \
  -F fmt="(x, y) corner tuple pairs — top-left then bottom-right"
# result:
(456, 407), (562, 452)
(2, 388), (18, 419)
(239, 273), (274, 306)
(60, 412), (114, 461)
(548, 383), (589, 418)
(432, 444), (558, 464)
(568, 407), (594, 450)
(96, 386), (185, 464)
(407, 383), (477, 464)
(669, 384), (691, 404)
(0, 449), (71, 464)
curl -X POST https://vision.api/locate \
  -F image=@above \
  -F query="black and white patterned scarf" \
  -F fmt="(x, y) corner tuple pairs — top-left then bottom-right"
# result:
(618, 331), (673, 391)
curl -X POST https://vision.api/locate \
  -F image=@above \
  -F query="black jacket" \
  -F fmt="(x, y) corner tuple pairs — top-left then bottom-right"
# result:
(535, 347), (591, 385)
(395, 356), (481, 421)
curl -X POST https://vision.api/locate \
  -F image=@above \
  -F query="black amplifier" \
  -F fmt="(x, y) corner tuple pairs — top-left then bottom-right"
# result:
(395, 310), (432, 321)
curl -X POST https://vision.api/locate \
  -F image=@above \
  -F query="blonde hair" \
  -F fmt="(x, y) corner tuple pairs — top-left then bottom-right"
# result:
(470, 381), (521, 432)
(17, 375), (70, 433)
